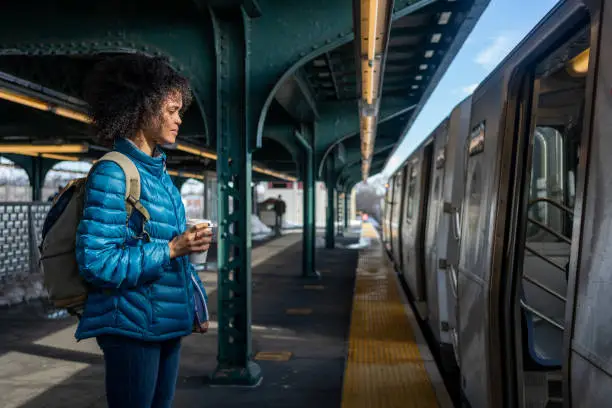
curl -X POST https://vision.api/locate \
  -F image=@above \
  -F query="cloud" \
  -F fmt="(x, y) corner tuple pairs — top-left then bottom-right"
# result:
(475, 33), (519, 69)
(452, 83), (479, 96)
(462, 83), (479, 95)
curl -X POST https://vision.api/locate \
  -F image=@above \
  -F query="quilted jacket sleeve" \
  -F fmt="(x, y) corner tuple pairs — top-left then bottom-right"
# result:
(76, 161), (170, 289)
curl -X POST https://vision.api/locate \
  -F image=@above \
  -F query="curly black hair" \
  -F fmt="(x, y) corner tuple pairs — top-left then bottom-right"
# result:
(83, 54), (193, 146)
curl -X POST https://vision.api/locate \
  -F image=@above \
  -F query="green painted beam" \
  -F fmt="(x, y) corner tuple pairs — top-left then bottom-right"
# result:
(315, 97), (416, 177)
(336, 143), (395, 186)
(344, 193), (349, 228)
(0, 2), (216, 144)
(274, 70), (319, 123)
(252, 0), (354, 147)
(334, 137), (395, 172)
(341, 155), (388, 190)
(261, 124), (301, 164)
(324, 153), (335, 249)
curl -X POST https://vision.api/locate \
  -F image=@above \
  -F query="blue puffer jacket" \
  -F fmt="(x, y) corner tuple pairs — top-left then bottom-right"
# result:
(74, 137), (208, 342)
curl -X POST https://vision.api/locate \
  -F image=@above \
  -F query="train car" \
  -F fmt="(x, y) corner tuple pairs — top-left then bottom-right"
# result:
(382, 0), (611, 406)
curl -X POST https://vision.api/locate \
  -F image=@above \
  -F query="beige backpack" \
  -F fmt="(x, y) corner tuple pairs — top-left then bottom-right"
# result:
(38, 151), (150, 316)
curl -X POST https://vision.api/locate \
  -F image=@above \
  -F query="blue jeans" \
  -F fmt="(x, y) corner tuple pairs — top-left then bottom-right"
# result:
(96, 335), (182, 408)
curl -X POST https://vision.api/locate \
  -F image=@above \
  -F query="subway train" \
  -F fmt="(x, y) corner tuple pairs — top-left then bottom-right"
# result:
(381, 1), (612, 407)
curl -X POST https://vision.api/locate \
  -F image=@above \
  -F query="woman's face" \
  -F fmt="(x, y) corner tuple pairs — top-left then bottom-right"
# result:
(145, 91), (183, 145)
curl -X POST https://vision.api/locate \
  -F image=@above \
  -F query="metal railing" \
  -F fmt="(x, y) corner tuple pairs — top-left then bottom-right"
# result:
(0, 202), (50, 283)
(521, 197), (573, 331)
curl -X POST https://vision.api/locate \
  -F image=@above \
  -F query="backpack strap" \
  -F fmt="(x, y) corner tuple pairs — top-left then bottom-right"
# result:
(97, 151), (151, 222)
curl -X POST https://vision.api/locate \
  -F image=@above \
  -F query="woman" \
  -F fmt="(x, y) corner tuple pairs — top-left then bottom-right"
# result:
(75, 54), (212, 408)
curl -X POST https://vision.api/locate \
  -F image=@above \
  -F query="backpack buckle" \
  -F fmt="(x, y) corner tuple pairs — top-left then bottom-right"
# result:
(134, 226), (151, 243)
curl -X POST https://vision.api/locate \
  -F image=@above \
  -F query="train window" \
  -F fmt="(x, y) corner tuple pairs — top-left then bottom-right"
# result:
(526, 126), (567, 239)
(405, 165), (418, 219)
(392, 172), (403, 226)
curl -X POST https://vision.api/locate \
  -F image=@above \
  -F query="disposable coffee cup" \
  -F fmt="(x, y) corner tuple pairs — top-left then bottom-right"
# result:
(186, 218), (216, 267)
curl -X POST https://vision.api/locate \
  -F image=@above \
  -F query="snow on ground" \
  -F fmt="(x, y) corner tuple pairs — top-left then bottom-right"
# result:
(0, 273), (48, 307)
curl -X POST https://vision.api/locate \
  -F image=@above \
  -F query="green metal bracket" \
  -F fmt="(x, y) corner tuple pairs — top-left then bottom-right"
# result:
(295, 127), (319, 279)
(335, 143), (396, 184)
(314, 97), (417, 177)
(208, 6), (261, 387)
(262, 124), (301, 164)
(294, 129), (312, 154)
(325, 153), (335, 249)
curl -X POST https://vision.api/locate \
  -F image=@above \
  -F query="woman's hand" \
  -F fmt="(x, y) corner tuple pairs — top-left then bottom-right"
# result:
(194, 321), (209, 334)
(168, 223), (213, 259)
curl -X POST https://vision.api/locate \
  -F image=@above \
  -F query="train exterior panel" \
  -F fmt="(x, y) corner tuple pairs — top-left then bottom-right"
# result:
(568, 1), (612, 406)
(458, 73), (507, 408)
(422, 119), (449, 346)
(399, 139), (433, 318)
(390, 169), (405, 270)
(381, 1), (611, 407)
(437, 97), (472, 364)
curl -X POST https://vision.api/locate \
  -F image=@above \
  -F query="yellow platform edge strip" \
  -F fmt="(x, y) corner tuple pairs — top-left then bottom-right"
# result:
(340, 222), (439, 408)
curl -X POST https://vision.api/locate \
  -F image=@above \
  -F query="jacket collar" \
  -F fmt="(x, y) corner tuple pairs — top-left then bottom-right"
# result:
(114, 137), (167, 177)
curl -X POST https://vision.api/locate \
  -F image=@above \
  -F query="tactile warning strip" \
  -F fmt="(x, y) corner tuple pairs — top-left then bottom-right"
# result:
(341, 222), (439, 408)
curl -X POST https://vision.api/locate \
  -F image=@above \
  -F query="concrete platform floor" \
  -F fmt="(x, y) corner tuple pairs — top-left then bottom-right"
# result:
(0, 231), (361, 408)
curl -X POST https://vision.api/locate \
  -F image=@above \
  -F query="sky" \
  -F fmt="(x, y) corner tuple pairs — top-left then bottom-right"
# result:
(381, 0), (560, 177)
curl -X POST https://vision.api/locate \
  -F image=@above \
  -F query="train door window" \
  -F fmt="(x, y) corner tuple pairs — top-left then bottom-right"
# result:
(405, 164), (418, 220)
(512, 21), (591, 407)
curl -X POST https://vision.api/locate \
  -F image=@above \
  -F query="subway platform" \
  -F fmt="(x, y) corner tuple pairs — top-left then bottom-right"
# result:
(0, 224), (451, 408)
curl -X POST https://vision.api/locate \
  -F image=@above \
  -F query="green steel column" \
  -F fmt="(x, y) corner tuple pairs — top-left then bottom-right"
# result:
(295, 128), (318, 279)
(344, 191), (349, 229)
(209, 6), (261, 387)
(325, 156), (335, 249)
(31, 156), (43, 202)
(303, 137), (318, 278)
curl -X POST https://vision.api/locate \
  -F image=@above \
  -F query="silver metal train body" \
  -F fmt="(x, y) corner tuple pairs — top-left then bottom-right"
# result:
(382, 1), (612, 407)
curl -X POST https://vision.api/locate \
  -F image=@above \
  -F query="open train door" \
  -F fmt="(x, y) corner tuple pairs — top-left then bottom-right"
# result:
(499, 3), (597, 407)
